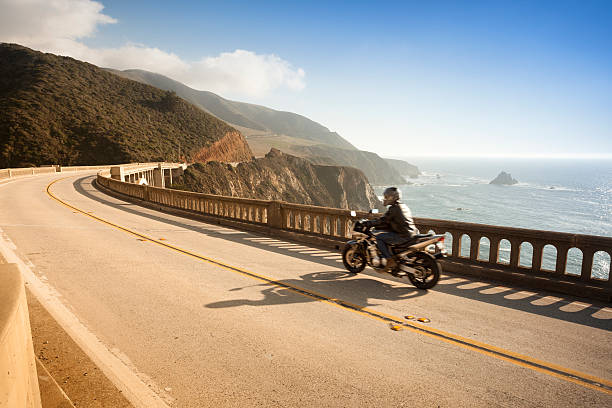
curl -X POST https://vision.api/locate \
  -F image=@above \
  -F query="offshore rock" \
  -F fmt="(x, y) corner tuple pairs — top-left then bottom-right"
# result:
(490, 171), (518, 185)
(172, 149), (382, 211)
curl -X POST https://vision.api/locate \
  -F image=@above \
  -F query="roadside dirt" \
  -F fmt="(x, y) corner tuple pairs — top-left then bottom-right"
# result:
(27, 289), (134, 408)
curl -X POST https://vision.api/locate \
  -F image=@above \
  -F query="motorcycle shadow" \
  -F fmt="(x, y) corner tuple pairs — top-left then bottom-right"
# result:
(205, 270), (427, 310)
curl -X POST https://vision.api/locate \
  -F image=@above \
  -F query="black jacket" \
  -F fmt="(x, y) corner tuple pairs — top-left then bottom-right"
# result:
(367, 202), (417, 237)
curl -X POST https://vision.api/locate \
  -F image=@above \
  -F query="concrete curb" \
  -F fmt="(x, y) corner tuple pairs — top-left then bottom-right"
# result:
(0, 264), (42, 408)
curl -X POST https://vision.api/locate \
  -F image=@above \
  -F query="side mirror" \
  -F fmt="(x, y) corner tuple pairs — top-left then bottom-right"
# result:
(350, 210), (357, 217)
(369, 209), (379, 214)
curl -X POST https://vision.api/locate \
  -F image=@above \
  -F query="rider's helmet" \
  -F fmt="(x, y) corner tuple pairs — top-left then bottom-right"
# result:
(382, 187), (401, 206)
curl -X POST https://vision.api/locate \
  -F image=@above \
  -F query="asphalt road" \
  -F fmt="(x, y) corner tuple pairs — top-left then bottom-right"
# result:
(1, 172), (611, 407)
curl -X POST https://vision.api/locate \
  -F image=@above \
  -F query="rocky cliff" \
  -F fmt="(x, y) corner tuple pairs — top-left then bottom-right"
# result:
(172, 149), (382, 211)
(191, 130), (253, 163)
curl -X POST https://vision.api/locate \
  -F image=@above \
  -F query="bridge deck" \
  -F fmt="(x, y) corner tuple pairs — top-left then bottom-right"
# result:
(1, 173), (610, 407)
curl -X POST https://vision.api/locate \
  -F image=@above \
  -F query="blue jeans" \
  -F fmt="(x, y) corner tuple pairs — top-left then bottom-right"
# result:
(375, 231), (410, 259)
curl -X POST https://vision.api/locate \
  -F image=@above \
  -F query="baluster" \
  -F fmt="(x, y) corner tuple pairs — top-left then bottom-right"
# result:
(531, 242), (544, 273)
(451, 231), (460, 259)
(332, 216), (338, 236)
(555, 244), (570, 275)
(339, 216), (347, 237)
(580, 247), (595, 281)
(469, 234), (479, 261)
(509, 239), (521, 268)
(489, 237), (500, 264)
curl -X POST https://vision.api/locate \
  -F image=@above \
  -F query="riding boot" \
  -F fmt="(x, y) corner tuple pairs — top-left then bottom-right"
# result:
(384, 257), (397, 273)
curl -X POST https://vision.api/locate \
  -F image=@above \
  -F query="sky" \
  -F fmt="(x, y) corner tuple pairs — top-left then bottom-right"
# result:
(1, 0), (611, 158)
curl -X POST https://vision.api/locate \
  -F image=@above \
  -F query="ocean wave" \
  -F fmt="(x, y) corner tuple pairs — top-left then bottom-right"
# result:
(514, 182), (581, 192)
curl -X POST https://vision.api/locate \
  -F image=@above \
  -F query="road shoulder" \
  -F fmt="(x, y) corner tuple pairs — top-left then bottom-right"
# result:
(27, 289), (133, 408)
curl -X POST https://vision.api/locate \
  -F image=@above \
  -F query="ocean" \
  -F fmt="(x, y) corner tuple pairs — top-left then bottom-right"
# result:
(376, 158), (612, 279)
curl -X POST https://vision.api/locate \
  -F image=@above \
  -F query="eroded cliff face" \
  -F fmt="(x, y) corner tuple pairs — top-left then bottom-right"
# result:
(191, 130), (253, 163)
(172, 149), (382, 211)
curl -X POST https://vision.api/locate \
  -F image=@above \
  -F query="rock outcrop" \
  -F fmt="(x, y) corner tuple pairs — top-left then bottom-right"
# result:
(172, 149), (382, 211)
(191, 130), (253, 163)
(490, 171), (518, 185)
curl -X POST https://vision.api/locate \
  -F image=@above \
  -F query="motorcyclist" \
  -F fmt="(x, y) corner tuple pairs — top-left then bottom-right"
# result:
(364, 187), (418, 272)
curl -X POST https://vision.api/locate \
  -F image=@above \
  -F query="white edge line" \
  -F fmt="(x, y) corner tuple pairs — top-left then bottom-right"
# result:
(0, 228), (170, 408)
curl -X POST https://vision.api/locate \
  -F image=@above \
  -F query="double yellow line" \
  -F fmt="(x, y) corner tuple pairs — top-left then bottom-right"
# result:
(47, 177), (612, 395)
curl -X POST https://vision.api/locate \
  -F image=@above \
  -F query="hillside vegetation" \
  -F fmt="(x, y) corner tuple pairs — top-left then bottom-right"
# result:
(0, 44), (252, 167)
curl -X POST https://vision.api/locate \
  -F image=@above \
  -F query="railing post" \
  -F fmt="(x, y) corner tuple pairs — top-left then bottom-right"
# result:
(267, 201), (283, 229)
(110, 166), (125, 181)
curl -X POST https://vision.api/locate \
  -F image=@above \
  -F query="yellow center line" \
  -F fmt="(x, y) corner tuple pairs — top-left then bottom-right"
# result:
(47, 176), (612, 394)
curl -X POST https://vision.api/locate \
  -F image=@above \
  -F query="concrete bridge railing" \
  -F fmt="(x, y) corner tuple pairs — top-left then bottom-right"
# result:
(0, 163), (168, 183)
(97, 167), (611, 301)
(0, 264), (42, 408)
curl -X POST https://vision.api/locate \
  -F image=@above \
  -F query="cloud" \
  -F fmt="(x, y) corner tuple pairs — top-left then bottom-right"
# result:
(0, 0), (305, 97)
(188, 50), (306, 95)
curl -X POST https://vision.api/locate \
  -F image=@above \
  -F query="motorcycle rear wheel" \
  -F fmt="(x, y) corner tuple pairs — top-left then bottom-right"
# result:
(342, 244), (366, 273)
(407, 252), (440, 289)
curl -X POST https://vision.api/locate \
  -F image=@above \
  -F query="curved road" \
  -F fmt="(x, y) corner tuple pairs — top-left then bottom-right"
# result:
(1, 172), (611, 407)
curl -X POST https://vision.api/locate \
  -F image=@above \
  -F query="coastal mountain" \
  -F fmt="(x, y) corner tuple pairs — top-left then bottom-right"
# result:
(290, 145), (409, 185)
(384, 158), (420, 178)
(0, 44), (252, 167)
(107, 68), (356, 150)
(172, 149), (382, 211)
(108, 68), (419, 185)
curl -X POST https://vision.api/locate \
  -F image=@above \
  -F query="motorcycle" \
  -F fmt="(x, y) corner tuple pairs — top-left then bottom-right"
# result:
(341, 212), (446, 289)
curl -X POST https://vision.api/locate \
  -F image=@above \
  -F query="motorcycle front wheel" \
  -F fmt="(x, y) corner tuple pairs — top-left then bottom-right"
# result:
(407, 252), (440, 289)
(342, 244), (366, 273)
